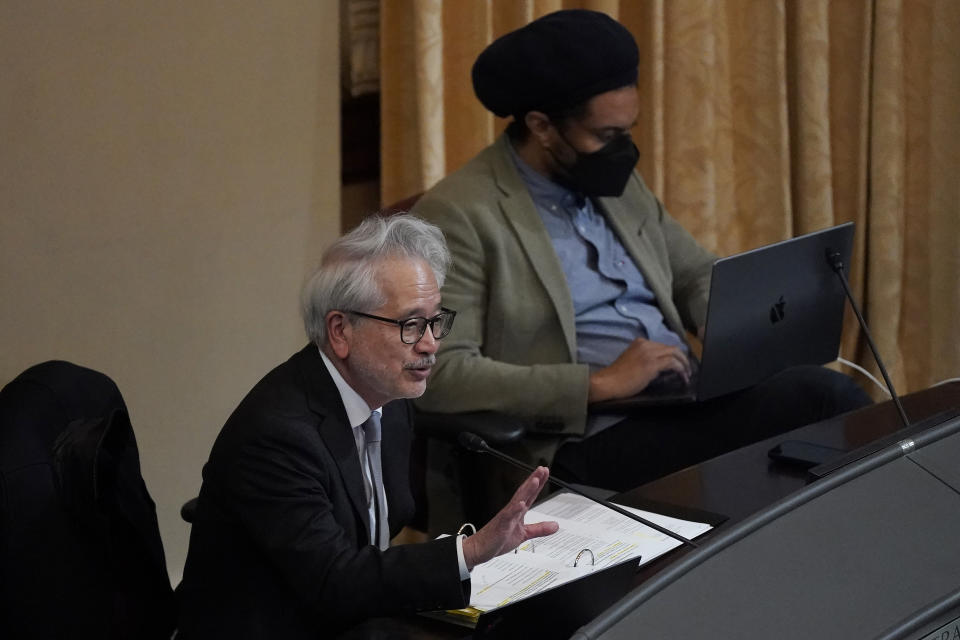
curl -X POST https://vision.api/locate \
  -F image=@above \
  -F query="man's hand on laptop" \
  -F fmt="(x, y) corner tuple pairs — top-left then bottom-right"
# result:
(588, 338), (691, 403)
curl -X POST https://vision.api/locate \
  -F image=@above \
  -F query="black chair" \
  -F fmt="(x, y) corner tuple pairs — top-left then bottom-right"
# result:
(181, 496), (199, 523)
(413, 410), (532, 532)
(0, 361), (176, 639)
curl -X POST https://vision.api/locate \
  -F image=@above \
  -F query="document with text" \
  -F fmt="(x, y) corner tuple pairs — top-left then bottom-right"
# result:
(466, 492), (713, 614)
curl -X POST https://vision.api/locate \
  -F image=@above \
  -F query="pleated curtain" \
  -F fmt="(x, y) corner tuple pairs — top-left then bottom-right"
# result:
(380, 0), (960, 396)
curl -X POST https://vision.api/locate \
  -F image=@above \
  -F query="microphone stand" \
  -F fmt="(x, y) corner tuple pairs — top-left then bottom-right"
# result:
(826, 248), (911, 429)
(459, 432), (698, 548)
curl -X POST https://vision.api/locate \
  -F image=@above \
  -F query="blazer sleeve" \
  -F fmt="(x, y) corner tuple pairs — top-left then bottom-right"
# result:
(212, 413), (469, 629)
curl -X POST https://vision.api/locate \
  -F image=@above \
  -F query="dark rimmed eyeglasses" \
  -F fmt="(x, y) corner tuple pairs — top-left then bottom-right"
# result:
(347, 307), (457, 345)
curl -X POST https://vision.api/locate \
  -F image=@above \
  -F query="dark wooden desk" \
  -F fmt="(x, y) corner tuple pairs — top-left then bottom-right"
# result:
(619, 381), (960, 524)
(344, 382), (960, 639)
(614, 381), (960, 587)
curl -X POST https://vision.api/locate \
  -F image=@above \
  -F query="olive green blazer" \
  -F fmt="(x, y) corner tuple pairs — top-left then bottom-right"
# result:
(412, 135), (715, 463)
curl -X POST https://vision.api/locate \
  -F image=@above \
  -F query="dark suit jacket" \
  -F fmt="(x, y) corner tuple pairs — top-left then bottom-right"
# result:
(177, 345), (469, 638)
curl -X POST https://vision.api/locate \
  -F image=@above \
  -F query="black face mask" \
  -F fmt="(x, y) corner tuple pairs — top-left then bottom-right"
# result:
(552, 130), (640, 198)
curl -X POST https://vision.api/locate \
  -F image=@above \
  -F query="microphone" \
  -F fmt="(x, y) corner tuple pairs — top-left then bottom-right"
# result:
(826, 248), (911, 429)
(458, 432), (698, 548)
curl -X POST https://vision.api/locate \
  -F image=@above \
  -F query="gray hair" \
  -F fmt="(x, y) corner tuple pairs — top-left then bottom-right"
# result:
(301, 214), (451, 346)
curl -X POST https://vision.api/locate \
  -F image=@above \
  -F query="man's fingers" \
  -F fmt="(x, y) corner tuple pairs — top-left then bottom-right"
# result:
(649, 347), (690, 379)
(633, 340), (690, 373)
(524, 520), (559, 539)
(658, 345), (689, 369)
(528, 467), (550, 499)
(511, 467), (548, 505)
(676, 348), (691, 375)
(664, 352), (690, 381)
(509, 478), (537, 508)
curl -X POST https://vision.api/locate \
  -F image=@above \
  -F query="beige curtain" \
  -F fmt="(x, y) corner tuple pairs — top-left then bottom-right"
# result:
(381, 0), (960, 396)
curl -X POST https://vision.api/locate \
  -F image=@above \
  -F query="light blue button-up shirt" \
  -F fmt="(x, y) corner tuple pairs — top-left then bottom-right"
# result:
(510, 146), (687, 371)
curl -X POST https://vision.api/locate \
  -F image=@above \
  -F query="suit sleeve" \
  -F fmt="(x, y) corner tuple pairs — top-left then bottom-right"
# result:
(215, 415), (469, 629)
(412, 193), (591, 435)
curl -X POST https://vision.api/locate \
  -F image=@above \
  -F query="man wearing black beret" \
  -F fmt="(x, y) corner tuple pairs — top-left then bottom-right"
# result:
(411, 10), (870, 490)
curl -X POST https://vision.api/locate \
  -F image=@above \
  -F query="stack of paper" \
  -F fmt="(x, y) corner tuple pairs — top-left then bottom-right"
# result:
(464, 492), (712, 615)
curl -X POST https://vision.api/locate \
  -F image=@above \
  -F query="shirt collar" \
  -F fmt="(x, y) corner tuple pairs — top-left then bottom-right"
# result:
(318, 347), (382, 428)
(508, 139), (582, 208)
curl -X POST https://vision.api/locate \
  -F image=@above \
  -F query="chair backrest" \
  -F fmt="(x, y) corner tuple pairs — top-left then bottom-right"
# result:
(0, 361), (176, 639)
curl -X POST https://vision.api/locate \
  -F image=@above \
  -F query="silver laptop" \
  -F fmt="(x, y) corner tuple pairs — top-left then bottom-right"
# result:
(592, 222), (855, 409)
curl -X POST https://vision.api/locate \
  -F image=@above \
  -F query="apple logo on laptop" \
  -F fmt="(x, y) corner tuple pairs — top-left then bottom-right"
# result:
(769, 296), (787, 323)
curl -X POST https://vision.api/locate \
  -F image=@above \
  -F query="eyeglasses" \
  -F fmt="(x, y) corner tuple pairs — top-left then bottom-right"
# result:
(347, 307), (457, 345)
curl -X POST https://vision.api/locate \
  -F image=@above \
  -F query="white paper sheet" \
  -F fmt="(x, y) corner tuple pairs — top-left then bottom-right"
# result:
(468, 492), (712, 612)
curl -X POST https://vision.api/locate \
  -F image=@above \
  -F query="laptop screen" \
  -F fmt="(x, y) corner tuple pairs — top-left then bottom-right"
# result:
(696, 222), (855, 401)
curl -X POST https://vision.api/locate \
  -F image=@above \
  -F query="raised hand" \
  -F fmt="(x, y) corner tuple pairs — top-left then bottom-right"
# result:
(461, 466), (559, 570)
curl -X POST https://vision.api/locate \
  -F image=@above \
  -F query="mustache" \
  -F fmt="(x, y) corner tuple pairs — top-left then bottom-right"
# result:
(404, 356), (437, 370)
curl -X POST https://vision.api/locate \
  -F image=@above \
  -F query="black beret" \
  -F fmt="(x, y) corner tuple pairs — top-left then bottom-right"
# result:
(472, 9), (639, 118)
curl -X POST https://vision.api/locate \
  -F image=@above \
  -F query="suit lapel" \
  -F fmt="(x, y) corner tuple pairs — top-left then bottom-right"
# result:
(490, 136), (578, 361)
(295, 345), (372, 542)
(379, 400), (409, 535)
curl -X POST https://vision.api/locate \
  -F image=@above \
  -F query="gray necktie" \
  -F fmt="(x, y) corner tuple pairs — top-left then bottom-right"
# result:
(362, 412), (389, 550)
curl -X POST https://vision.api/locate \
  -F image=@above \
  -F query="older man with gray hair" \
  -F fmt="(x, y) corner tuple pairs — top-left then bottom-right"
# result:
(177, 214), (557, 638)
